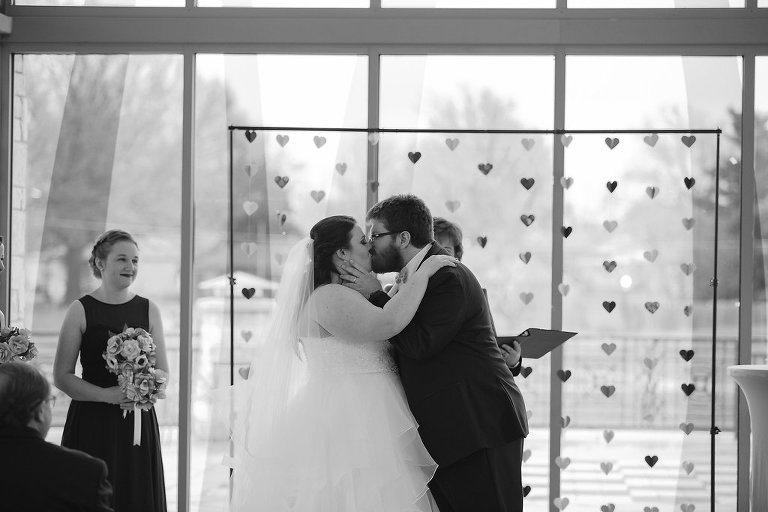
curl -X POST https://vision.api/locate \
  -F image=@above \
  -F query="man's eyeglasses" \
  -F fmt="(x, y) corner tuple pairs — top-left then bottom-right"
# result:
(30, 395), (56, 411)
(364, 231), (399, 244)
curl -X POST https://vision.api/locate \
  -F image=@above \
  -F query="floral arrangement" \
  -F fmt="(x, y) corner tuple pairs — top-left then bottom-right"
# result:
(0, 326), (37, 363)
(103, 326), (167, 445)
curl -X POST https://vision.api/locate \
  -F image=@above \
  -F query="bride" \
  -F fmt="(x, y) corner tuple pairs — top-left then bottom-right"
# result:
(226, 215), (457, 512)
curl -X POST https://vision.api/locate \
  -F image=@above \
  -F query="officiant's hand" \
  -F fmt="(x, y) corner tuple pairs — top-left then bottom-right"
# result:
(338, 259), (382, 299)
(501, 340), (522, 368)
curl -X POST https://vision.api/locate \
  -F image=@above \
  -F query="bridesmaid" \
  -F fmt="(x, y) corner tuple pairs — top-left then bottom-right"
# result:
(0, 235), (5, 329)
(54, 229), (169, 512)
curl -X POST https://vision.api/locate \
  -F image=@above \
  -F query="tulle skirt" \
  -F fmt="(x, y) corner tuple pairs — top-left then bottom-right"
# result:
(227, 368), (437, 512)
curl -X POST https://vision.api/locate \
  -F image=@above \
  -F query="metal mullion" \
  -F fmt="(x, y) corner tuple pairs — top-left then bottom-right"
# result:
(366, 49), (379, 211)
(0, 47), (10, 322)
(177, 48), (195, 512)
(549, 49), (566, 512)
(736, 51), (756, 512)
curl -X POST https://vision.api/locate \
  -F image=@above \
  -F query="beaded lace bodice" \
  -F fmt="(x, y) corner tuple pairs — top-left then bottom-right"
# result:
(301, 336), (397, 375)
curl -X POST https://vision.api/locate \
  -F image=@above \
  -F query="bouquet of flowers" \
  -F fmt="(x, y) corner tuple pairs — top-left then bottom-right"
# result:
(0, 326), (37, 363)
(103, 325), (167, 445)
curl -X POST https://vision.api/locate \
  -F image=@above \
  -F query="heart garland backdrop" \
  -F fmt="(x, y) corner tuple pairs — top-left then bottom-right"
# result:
(230, 128), (720, 510)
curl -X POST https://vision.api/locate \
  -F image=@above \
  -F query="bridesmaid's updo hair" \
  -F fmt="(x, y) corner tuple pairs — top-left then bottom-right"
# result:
(310, 215), (356, 289)
(89, 229), (138, 279)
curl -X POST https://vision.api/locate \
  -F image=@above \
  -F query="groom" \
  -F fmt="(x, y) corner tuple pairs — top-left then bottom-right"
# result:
(345, 194), (528, 512)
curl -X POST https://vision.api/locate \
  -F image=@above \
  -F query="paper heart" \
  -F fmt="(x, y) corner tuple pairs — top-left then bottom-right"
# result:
(679, 349), (694, 361)
(646, 186), (660, 199)
(478, 162), (493, 175)
(445, 137), (460, 151)
(560, 177), (574, 189)
(520, 366), (533, 378)
(553, 497), (569, 510)
(682, 461), (694, 474)
(520, 177), (535, 190)
(561, 416), (571, 428)
(519, 292), (533, 305)
(240, 242), (257, 257)
(477, 236), (488, 248)
(603, 429), (614, 443)
(561, 226), (573, 238)
(680, 504), (695, 512)
(310, 190), (326, 203)
(243, 164), (254, 177)
(606, 181), (618, 193)
(445, 200), (461, 213)
(603, 260), (617, 273)
(681, 383), (695, 396)
(241, 288), (256, 299)
(523, 485), (531, 497)
(602, 301), (616, 313)
(601, 342), (617, 355)
(643, 507), (659, 512)
(557, 283), (570, 296)
(242, 201), (259, 216)
(557, 369), (572, 382)
(276, 211), (287, 226)
(680, 263), (696, 276)
(519, 252), (532, 264)
(238, 367), (250, 379)
(335, 162), (347, 175)
(643, 414), (655, 422)
(369, 181), (379, 192)
(274, 253), (286, 265)
(644, 133), (659, 147)
(313, 135), (327, 148)
(520, 214), (535, 227)
(521, 138), (535, 151)
(643, 357), (658, 370)
(681, 135), (696, 148)
(645, 455), (659, 467)
(601, 504), (616, 512)
(523, 449), (532, 462)
(367, 133), (380, 145)
(408, 151), (422, 164)
(244, 130), (257, 143)
(274, 176), (290, 188)
(526, 409), (533, 419)
(643, 249), (659, 262)
(560, 134), (573, 147)
(684, 177), (696, 189)
(555, 456), (571, 470)
(644, 301), (660, 314)
(684, 305), (694, 317)
(600, 461), (613, 475)
(605, 137), (620, 149)
(603, 220), (618, 233)
(276, 134), (289, 147)
(679, 422), (695, 435)
(600, 385), (616, 397)
(241, 330), (253, 342)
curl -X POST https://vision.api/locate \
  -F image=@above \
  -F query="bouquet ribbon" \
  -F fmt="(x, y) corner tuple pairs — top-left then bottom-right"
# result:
(123, 406), (142, 446)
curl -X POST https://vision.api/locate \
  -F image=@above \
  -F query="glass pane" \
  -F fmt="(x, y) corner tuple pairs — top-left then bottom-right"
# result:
(193, 54), (367, 512)
(380, 55), (555, 512)
(569, 0), (743, 6)
(754, 56), (768, 365)
(198, 0), (366, 7)
(10, 54), (183, 510)
(564, 56), (741, 512)
(383, 0), (552, 7)
(14, 0), (183, 6)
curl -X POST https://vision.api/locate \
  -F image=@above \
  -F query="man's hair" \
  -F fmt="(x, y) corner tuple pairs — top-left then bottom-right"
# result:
(366, 194), (434, 248)
(433, 217), (464, 261)
(0, 363), (50, 428)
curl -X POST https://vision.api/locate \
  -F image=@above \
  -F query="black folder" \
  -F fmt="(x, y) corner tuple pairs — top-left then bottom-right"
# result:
(497, 328), (577, 359)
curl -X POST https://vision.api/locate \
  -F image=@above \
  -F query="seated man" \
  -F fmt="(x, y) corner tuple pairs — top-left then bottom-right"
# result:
(0, 362), (114, 512)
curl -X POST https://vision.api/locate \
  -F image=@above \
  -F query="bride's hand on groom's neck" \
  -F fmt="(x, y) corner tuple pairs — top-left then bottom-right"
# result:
(337, 260), (382, 299)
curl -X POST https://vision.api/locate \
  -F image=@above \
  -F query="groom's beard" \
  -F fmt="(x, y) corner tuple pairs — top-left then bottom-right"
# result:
(370, 244), (404, 274)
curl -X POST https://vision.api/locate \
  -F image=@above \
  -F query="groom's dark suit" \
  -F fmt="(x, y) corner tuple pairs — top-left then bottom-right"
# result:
(369, 242), (528, 512)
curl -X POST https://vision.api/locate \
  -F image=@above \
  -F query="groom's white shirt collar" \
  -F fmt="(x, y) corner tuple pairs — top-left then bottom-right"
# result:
(387, 243), (433, 297)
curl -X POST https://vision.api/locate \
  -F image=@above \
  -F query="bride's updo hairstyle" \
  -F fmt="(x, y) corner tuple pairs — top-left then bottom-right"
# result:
(310, 215), (356, 289)
(88, 229), (138, 279)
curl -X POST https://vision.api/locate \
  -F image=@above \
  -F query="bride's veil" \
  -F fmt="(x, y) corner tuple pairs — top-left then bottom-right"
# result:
(225, 237), (316, 510)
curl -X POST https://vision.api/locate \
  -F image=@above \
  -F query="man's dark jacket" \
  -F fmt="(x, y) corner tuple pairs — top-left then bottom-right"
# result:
(369, 243), (528, 466)
(0, 425), (114, 512)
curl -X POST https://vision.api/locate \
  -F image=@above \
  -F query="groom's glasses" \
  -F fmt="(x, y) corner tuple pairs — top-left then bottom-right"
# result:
(365, 231), (399, 244)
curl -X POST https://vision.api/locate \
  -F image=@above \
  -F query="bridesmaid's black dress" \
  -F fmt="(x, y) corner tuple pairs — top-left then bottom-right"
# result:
(62, 294), (167, 512)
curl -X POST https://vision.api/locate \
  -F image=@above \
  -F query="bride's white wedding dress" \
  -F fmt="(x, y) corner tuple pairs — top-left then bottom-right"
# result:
(229, 334), (437, 512)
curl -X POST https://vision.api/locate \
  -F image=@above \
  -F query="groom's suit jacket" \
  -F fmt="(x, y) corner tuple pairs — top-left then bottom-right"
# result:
(369, 243), (528, 466)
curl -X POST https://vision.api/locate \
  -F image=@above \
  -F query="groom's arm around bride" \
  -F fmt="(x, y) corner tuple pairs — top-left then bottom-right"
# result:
(356, 194), (528, 512)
